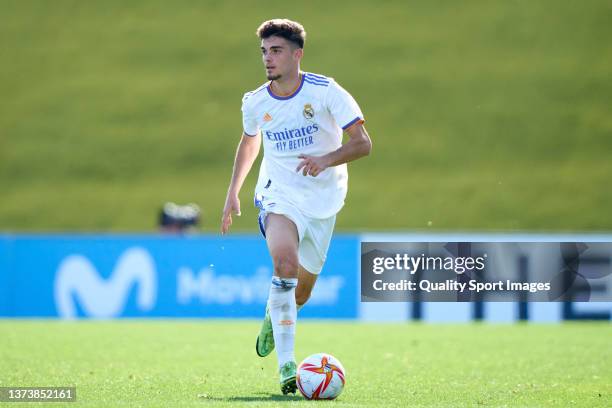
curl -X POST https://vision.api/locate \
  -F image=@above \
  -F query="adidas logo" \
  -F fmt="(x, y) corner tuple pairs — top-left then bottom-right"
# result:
(263, 113), (272, 122)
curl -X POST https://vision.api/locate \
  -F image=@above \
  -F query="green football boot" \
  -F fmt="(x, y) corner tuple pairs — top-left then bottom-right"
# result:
(255, 306), (274, 357)
(279, 361), (297, 395)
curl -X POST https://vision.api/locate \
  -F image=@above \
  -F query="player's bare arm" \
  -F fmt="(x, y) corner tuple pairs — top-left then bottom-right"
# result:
(221, 132), (261, 234)
(296, 122), (372, 177)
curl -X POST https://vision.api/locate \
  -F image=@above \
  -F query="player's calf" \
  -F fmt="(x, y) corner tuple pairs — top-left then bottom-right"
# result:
(295, 287), (311, 307)
(268, 276), (298, 373)
(295, 265), (318, 308)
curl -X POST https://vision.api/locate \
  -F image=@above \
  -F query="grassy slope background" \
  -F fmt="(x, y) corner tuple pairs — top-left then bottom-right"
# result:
(1, 0), (611, 232)
(0, 321), (610, 407)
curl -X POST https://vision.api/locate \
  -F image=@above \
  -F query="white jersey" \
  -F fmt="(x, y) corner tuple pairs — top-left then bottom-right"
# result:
(241, 72), (364, 219)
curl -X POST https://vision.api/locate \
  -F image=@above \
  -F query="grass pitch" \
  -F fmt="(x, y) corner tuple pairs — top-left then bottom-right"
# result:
(0, 321), (610, 407)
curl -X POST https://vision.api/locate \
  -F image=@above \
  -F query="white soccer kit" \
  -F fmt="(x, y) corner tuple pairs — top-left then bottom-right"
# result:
(241, 72), (364, 273)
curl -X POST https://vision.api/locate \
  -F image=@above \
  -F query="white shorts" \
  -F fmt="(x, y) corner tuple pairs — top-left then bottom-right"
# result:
(255, 193), (335, 275)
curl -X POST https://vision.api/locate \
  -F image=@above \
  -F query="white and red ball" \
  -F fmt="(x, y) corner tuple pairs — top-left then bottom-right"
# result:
(296, 353), (346, 400)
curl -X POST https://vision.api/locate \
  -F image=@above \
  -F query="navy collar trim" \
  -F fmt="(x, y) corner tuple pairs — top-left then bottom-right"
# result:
(267, 74), (305, 100)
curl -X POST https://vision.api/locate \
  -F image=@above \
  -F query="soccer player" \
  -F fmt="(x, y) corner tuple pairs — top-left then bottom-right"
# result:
(221, 18), (371, 394)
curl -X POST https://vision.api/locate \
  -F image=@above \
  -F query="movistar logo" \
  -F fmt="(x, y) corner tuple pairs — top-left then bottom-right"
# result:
(54, 247), (157, 319)
(265, 124), (319, 141)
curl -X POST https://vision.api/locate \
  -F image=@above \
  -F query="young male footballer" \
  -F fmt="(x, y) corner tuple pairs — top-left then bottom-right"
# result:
(221, 18), (371, 394)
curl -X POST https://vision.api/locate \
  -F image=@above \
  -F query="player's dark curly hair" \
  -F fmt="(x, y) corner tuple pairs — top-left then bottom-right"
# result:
(256, 19), (306, 49)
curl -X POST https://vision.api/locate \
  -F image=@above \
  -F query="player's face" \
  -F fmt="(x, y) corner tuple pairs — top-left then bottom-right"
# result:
(261, 36), (302, 81)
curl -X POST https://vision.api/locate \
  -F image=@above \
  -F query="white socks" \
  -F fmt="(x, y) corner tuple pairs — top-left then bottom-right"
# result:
(268, 276), (298, 369)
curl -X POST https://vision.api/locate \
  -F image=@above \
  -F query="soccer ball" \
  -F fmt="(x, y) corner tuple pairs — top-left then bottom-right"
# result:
(296, 353), (346, 400)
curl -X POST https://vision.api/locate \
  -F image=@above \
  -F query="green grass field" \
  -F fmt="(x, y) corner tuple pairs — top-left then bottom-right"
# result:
(1, 1), (612, 232)
(0, 321), (610, 407)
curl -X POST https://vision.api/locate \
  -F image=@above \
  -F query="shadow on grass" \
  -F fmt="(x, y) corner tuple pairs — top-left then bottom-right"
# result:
(199, 391), (304, 402)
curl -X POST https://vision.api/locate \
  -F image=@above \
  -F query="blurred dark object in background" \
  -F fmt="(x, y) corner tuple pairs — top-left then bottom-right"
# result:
(159, 202), (201, 233)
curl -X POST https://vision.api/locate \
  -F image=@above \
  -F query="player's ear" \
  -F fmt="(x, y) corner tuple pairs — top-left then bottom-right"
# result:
(293, 47), (303, 61)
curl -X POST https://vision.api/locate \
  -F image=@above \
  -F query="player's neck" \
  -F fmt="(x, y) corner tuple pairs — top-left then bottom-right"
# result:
(270, 71), (302, 96)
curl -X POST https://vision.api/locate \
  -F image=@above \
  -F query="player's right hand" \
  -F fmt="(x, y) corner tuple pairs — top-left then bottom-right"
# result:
(221, 194), (241, 234)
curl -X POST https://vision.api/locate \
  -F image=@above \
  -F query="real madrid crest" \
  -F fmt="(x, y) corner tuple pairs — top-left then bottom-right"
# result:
(303, 103), (315, 120)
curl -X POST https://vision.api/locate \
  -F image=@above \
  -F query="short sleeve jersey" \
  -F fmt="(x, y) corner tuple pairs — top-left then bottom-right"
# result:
(241, 72), (364, 219)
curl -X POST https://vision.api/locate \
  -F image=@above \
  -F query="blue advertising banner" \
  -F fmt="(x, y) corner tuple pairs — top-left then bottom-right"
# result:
(0, 236), (11, 315)
(2, 233), (609, 321)
(0, 234), (359, 319)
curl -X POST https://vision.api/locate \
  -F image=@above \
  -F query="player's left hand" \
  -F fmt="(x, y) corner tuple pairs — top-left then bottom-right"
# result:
(296, 154), (329, 177)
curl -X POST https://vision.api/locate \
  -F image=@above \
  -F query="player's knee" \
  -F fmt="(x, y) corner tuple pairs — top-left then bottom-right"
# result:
(272, 253), (298, 279)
